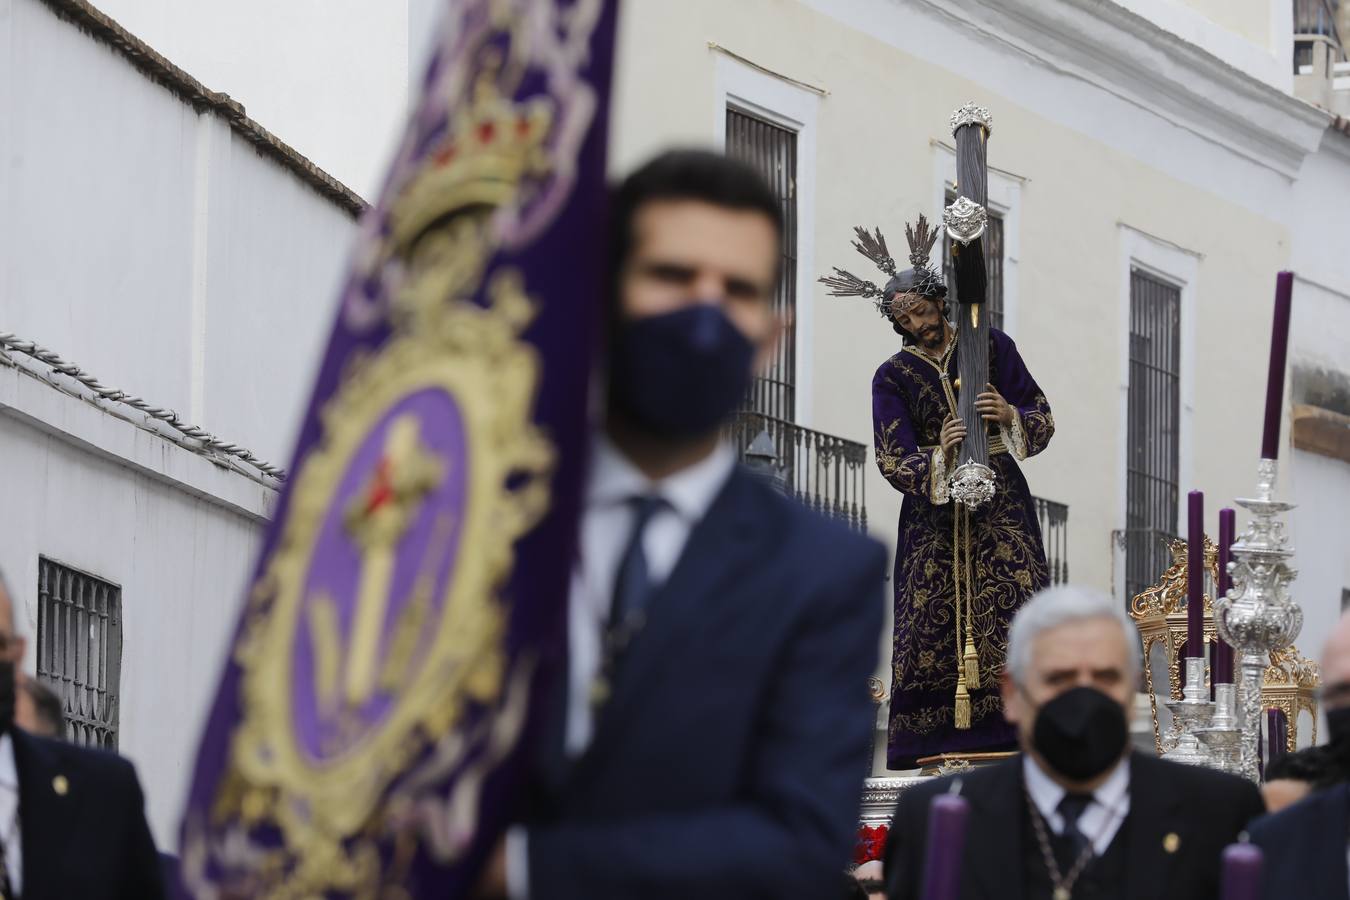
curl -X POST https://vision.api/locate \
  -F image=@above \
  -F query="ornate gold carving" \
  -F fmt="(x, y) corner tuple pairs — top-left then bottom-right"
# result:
(1263, 646), (1320, 751)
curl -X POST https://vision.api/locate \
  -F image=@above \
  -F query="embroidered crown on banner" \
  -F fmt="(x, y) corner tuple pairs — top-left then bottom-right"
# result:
(389, 60), (554, 254)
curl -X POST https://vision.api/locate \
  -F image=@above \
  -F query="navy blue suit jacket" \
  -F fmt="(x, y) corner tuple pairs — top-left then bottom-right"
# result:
(11, 728), (165, 899)
(1249, 781), (1350, 900)
(524, 466), (887, 900)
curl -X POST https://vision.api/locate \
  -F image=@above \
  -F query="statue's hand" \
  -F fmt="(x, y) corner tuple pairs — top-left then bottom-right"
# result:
(940, 414), (967, 455)
(975, 383), (1013, 427)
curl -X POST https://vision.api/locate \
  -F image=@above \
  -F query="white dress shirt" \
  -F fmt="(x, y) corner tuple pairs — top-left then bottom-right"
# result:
(564, 436), (735, 755)
(506, 435), (736, 898)
(0, 733), (23, 892)
(1023, 754), (1131, 856)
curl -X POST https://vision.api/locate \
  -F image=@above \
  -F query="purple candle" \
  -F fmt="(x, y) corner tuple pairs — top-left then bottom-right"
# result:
(1214, 508), (1236, 684)
(1266, 707), (1288, 771)
(1260, 272), (1293, 460)
(1220, 842), (1263, 900)
(920, 793), (970, 900)
(1186, 491), (1205, 659)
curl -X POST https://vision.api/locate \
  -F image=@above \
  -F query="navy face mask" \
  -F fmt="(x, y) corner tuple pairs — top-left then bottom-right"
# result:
(1327, 705), (1350, 746)
(608, 305), (756, 439)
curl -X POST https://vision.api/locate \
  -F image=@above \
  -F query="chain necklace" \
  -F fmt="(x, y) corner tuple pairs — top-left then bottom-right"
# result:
(1024, 784), (1128, 900)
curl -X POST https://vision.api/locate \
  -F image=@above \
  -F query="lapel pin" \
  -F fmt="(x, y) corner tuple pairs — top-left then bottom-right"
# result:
(52, 775), (69, 796)
(1163, 832), (1180, 854)
(589, 678), (611, 708)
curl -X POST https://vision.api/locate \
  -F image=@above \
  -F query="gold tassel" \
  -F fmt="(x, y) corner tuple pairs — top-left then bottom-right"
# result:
(963, 639), (981, 690)
(954, 676), (972, 730)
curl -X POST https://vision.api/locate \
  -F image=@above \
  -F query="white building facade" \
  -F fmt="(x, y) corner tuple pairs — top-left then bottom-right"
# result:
(0, 0), (358, 846)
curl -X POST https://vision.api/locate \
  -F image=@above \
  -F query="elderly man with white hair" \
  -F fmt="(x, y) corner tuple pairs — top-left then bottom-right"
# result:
(884, 584), (1264, 900)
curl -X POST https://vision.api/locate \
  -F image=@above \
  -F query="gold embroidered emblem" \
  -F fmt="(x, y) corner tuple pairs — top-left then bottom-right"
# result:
(209, 48), (567, 897)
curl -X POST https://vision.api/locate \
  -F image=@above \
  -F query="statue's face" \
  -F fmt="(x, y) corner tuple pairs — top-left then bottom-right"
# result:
(890, 293), (945, 348)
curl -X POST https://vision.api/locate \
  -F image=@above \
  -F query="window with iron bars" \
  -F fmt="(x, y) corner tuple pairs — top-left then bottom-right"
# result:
(942, 192), (1005, 333)
(36, 558), (122, 749)
(1124, 270), (1183, 603)
(725, 107), (798, 423)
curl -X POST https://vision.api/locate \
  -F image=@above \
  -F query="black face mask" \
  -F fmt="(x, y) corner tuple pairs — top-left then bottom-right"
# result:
(608, 305), (755, 439)
(0, 661), (15, 735)
(1327, 706), (1350, 746)
(1031, 686), (1129, 782)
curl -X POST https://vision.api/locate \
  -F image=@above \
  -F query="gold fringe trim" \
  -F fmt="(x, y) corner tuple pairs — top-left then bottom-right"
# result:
(963, 640), (981, 690)
(954, 676), (972, 730)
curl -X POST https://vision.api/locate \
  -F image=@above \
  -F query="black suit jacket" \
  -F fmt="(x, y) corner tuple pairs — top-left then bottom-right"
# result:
(524, 467), (888, 900)
(884, 752), (1265, 900)
(1248, 781), (1350, 900)
(11, 728), (164, 900)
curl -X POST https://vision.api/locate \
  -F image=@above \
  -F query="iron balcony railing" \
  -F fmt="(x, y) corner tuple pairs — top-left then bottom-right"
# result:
(1296, 0), (1342, 41)
(1034, 497), (1070, 586)
(729, 411), (867, 532)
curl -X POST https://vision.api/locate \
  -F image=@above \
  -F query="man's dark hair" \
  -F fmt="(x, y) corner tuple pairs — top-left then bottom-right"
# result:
(610, 149), (784, 282)
(1263, 743), (1350, 788)
(22, 678), (64, 738)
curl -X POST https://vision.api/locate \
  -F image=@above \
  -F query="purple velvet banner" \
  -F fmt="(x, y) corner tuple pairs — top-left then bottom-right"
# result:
(176, 2), (617, 896)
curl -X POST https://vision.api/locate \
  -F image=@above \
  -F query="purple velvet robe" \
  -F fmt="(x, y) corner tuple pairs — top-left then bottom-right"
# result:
(873, 328), (1053, 768)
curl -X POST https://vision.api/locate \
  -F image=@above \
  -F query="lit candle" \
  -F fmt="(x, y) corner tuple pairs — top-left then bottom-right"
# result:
(920, 792), (970, 900)
(1260, 272), (1293, 461)
(1214, 508), (1236, 684)
(1220, 843), (1263, 900)
(1187, 491), (1205, 659)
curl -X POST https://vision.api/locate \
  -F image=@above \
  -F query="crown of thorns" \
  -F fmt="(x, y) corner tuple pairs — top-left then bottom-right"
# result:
(818, 215), (945, 320)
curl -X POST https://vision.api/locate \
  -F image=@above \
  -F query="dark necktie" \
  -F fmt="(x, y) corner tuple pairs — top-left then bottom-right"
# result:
(609, 494), (668, 627)
(1054, 792), (1094, 871)
(594, 495), (667, 706)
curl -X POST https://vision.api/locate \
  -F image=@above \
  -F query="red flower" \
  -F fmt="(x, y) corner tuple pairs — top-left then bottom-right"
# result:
(854, 823), (889, 865)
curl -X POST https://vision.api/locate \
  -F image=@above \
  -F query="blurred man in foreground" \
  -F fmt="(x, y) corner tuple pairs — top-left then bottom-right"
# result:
(474, 149), (888, 900)
(0, 569), (163, 899)
(1249, 609), (1350, 898)
(885, 585), (1264, 900)
(1259, 744), (1339, 813)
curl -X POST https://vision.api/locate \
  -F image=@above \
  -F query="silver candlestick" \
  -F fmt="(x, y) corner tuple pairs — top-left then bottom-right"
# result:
(1196, 682), (1243, 774)
(1214, 458), (1301, 782)
(1163, 656), (1215, 766)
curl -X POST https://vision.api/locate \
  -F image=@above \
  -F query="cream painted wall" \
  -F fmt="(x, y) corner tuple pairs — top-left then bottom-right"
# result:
(611, 0), (1290, 600)
(1288, 133), (1350, 666)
